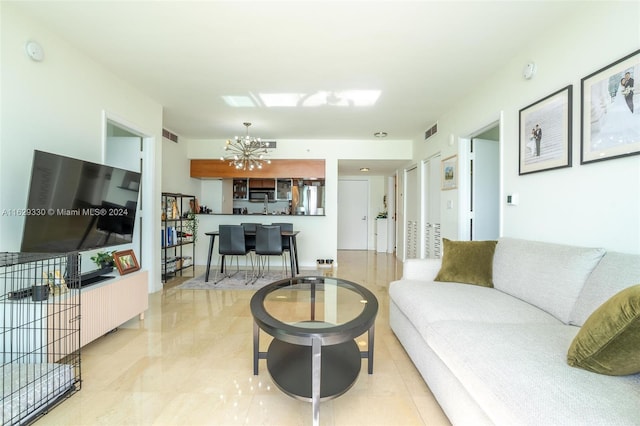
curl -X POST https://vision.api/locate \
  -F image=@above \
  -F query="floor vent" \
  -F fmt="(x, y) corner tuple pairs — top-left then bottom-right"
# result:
(424, 122), (438, 140)
(163, 128), (178, 143)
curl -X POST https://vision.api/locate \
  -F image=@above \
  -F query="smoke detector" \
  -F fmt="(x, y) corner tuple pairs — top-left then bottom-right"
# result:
(25, 40), (44, 62)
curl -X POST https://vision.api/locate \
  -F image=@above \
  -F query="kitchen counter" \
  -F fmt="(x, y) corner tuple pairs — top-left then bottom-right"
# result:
(192, 213), (329, 269)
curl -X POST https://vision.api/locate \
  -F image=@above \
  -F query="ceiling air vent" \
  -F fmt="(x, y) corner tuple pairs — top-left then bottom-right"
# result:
(162, 128), (178, 143)
(424, 122), (438, 140)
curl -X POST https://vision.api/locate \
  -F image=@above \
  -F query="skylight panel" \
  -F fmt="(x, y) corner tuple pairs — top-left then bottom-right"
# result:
(258, 93), (305, 107)
(224, 90), (381, 108)
(222, 95), (256, 107)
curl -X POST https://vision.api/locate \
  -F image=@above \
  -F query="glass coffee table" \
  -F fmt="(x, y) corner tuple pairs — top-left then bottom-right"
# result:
(250, 276), (378, 426)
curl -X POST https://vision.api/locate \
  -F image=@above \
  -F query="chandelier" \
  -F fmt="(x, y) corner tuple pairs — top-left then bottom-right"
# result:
(220, 122), (271, 170)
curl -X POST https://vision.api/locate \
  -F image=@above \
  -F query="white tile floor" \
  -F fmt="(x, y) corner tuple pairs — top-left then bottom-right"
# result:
(36, 251), (450, 426)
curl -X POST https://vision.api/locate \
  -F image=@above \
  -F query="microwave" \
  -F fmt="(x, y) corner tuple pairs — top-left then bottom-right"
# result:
(249, 190), (275, 201)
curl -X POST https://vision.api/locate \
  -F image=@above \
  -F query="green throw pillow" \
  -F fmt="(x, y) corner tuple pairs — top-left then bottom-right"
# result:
(567, 284), (640, 376)
(434, 239), (498, 287)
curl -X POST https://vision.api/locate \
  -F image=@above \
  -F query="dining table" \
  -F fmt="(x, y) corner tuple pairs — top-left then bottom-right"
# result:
(204, 229), (300, 282)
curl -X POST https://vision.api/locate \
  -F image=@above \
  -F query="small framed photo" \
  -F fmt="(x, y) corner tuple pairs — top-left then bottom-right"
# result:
(441, 155), (458, 190)
(581, 49), (640, 164)
(113, 249), (140, 275)
(519, 85), (573, 175)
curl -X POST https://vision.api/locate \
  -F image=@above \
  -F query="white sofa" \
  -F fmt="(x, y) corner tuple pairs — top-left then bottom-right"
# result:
(389, 237), (640, 425)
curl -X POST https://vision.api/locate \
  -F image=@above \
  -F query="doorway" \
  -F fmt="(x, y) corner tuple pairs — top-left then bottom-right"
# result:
(337, 180), (368, 249)
(105, 122), (143, 260)
(102, 114), (156, 291)
(469, 124), (500, 241)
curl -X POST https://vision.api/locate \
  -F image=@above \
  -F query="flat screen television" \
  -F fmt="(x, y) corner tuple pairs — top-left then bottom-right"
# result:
(20, 150), (141, 253)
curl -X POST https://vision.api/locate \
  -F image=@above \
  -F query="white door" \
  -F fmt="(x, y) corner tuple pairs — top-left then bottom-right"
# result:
(423, 155), (442, 258)
(471, 138), (500, 240)
(337, 180), (368, 249)
(405, 166), (419, 259)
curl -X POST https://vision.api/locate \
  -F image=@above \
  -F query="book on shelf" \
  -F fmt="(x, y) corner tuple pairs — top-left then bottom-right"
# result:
(161, 226), (179, 247)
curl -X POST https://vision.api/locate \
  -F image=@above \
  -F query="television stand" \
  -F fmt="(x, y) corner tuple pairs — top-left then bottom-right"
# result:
(77, 269), (148, 347)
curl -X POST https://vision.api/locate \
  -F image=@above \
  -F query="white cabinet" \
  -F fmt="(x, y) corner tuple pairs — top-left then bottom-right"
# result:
(376, 218), (388, 253)
(79, 270), (148, 347)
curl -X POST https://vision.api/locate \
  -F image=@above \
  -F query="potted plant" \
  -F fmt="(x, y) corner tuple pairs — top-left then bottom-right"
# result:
(185, 211), (199, 243)
(90, 250), (116, 269)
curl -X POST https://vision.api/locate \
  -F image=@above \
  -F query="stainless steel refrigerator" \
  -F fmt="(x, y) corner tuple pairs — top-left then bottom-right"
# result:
(293, 183), (324, 215)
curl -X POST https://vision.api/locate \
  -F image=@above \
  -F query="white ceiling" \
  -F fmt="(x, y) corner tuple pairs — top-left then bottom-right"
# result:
(12, 1), (575, 173)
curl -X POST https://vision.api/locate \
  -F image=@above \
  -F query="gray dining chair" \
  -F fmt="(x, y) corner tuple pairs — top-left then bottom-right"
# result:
(271, 222), (293, 274)
(255, 225), (286, 279)
(241, 222), (259, 253)
(216, 225), (253, 284)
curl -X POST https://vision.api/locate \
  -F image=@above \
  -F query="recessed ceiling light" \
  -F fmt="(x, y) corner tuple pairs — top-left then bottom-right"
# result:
(374, 131), (388, 138)
(360, 167), (370, 172)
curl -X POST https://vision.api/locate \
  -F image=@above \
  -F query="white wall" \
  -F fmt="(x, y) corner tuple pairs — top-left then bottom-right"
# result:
(412, 2), (640, 254)
(0, 4), (165, 291)
(161, 135), (200, 196)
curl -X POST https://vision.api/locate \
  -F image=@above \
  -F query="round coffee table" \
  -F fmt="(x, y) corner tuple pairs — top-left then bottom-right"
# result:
(250, 276), (378, 426)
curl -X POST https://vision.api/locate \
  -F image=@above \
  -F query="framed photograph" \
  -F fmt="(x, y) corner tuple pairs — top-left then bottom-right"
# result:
(519, 85), (572, 175)
(113, 249), (140, 275)
(581, 49), (640, 164)
(441, 155), (458, 190)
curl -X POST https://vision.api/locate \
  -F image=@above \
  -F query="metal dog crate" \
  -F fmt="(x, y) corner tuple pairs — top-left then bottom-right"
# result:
(0, 252), (81, 425)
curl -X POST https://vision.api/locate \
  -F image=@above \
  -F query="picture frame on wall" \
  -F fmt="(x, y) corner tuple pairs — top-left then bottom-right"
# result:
(519, 85), (573, 175)
(580, 49), (640, 164)
(113, 249), (140, 275)
(441, 155), (457, 190)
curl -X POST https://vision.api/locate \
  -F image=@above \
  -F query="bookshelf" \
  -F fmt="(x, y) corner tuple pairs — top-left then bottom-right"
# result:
(161, 193), (196, 282)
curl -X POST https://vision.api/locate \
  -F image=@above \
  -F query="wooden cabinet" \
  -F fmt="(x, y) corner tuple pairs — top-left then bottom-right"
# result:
(191, 159), (326, 179)
(249, 178), (275, 189)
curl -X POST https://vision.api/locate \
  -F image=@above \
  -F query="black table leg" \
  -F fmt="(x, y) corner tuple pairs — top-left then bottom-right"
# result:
(253, 321), (259, 375)
(291, 235), (299, 275)
(288, 235), (296, 277)
(205, 234), (216, 282)
(368, 324), (375, 374)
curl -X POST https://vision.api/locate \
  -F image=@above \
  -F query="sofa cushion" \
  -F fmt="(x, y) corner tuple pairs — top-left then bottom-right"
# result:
(569, 252), (640, 326)
(427, 321), (640, 425)
(388, 301), (495, 426)
(434, 239), (497, 287)
(401, 258), (442, 281)
(567, 284), (640, 376)
(389, 280), (560, 344)
(492, 238), (605, 324)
